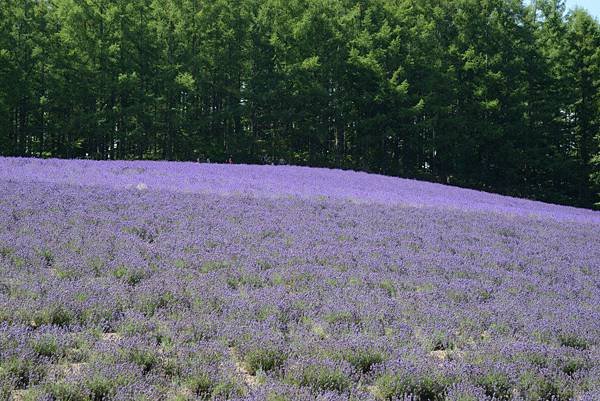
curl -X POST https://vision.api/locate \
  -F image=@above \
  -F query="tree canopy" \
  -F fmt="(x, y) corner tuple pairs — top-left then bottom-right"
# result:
(1, 0), (599, 208)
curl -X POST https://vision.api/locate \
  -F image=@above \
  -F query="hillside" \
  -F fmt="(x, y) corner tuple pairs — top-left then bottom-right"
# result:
(0, 157), (599, 400)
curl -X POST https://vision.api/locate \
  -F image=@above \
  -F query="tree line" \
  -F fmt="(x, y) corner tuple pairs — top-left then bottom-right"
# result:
(1, 0), (599, 208)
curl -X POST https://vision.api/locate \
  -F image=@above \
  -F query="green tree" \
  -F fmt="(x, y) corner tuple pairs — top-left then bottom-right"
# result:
(565, 8), (600, 206)
(1, 0), (599, 207)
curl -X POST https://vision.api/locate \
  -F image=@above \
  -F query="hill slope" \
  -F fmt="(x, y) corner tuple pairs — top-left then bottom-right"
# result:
(0, 157), (599, 400)
(2, 157), (599, 223)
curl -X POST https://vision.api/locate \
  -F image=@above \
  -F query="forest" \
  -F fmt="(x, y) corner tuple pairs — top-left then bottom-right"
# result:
(0, 0), (599, 208)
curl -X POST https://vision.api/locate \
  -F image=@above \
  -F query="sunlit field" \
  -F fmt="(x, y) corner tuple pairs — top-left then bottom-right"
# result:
(1, 158), (599, 401)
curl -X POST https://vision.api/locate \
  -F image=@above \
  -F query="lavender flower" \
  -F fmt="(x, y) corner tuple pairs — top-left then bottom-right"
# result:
(0, 157), (598, 399)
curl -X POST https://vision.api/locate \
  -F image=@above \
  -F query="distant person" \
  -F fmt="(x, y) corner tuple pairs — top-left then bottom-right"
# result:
(228, 156), (233, 164)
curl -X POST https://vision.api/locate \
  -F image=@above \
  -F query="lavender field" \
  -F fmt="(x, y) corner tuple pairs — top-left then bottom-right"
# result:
(0, 158), (599, 401)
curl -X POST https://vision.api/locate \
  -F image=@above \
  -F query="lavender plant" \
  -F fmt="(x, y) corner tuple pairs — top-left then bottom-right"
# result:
(0, 157), (598, 400)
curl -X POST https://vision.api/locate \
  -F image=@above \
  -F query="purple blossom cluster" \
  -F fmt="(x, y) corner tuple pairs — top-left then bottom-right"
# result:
(1, 157), (598, 224)
(0, 157), (599, 400)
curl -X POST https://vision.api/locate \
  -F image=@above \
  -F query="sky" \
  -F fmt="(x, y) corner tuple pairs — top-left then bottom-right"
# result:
(564, 0), (600, 18)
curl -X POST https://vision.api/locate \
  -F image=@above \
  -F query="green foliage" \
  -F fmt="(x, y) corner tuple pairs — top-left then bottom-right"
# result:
(32, 304), (74, 327)
(288, 364), (352, 392)
(0, 0), (599, 208)
(266, 393), (291, 401)
(476, 371), (512, 400)
(86, 374), (115, 400)
(517, 370), (573, 401)
(323, 311), (355, 325)
(31, 335), (59, 358)
(139, 291), (175, 316)
(242, 348), (286, 374)
(47, 382), (89, 401)
(342, 348), (385, 373)
(210, 379), (244, 399)
(127, 348), (158, 373)
(558, 333), (589, 350)
(40, 249), (54, 266)
(561, 357), (586, 376)
(112, 265), (128, 280)
(0, 357), (36, 388)
(373, 371), (453, 400)
(186, 374), (243, 399)
(13, 389), (46, 401)
(186, 373), (214, 397)
(200, 260), (230, 274)
(64, 335), (91, 363)
(379, 279), (397, 297)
